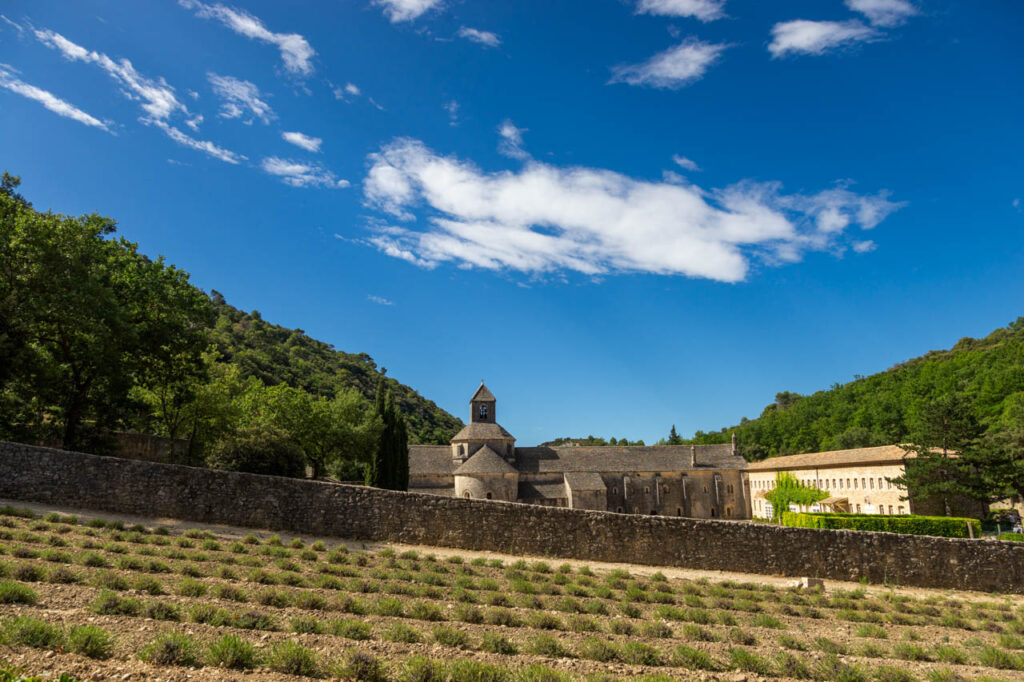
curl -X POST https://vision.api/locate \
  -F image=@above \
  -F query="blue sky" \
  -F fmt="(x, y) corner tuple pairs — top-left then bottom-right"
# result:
(1, 0), (1022, 445)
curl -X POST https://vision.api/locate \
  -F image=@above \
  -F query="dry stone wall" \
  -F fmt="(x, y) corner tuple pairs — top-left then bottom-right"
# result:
(2, 440), (1023, 593)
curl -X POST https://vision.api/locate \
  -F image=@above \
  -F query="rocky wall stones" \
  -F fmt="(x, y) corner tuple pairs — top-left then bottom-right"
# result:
(1, 440), (1022, 593)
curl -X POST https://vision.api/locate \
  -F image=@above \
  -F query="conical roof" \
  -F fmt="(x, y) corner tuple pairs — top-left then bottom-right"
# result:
(454, 445), (517, 475)
(471, 382), (495, 402)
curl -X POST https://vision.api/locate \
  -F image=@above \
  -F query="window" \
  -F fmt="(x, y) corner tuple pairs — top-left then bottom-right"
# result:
(898, 506), (905, 515)
(463, 492), (471, 499)
(612, 486), (618, 495)
(486, 492), (493, 500)
(633, 506), (640, 514)
(856, 504), (862, 513)
(832, 478), (837, 489)
(710, 507), (717, 517)
(616, 507), (623, 513)
(888, 505), (893, 515)
(644, 486), (650, 494)
(862, 478), (866, 489)
(727, 484), (734, 494)
(662, 484), (669, 493)
(870, 478), (874, 489)
(478, 404), (488, 419)
(676, 508), (682, 516)
(853, 479), (858, 490)
(878, 477), (883, 489)
(725, 507), (732, 517)
(886, 479), (892, 490)
(846, 478), (851, 489)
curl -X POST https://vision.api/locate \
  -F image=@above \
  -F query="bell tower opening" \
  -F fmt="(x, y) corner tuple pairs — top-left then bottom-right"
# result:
(470, 381), (496, 424)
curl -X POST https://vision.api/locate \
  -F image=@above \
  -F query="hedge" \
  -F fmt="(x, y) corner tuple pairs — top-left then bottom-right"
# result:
(780, 512), (982, 538)
(998, 532), (1024, 542)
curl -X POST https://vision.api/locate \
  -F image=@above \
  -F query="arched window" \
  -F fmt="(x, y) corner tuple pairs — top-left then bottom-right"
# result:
(463, 492), (471, 499)
(662, 484), (669, 493)
(726, 507), (732, 517)
(644, 486), (650, 494)
(676, 508), (682, 516)
(616, 507), (623, 513)
(633, 506), (639, 514)
(702, 485), (708, 494)
(479, 404), (488, 419)
(486, 492), (493, 500)
(710, 507), (717, 517)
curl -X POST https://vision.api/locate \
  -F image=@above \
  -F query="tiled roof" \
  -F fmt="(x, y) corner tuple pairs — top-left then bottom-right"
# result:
(515, 444), (742, 474)
(745, 445), (911, 472)
(471, 383), (495, 402)
(451, 422), (515, 441)
(518, 480), (567, 500)
(454, 446), (517, 475)
(563, 472), (606, 491)
(408, 445), (454, 476)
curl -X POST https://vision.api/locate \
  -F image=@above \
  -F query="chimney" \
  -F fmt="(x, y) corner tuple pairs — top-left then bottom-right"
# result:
(731, 433), (737, 456)
(690, 445), (697, 468)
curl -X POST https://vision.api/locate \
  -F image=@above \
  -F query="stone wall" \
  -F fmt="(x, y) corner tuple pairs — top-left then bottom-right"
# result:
(2, 440), (1023, 593)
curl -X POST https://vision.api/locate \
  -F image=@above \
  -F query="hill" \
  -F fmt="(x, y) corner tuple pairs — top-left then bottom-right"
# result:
(207, 292), (461, 445)
(687, 318), (1024, 460)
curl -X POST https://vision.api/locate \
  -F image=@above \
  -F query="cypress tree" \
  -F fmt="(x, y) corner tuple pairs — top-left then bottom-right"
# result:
(394, 403), (409, 491)
(365, 377), (388, 488)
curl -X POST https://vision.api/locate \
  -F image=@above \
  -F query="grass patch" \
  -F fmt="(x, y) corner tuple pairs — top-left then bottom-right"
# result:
(206, 634), (260, 669)
(382, 622), (421, 643)
(0, 580), (36, 604)
(528, 633), (571, 658)
(2, 616), (63, 649)
(266, 640), (321, 677)
(481, 631), (518, 655)
(66, 625), (113, 659)
(140, 632), (202, 666)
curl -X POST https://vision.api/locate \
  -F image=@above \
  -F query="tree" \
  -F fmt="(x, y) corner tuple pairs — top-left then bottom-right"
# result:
(764, 472), (827, 521)
(667, 425), (683, 445)
(970, 394), (1024, 503)
(891, 393), (982, 516)
(206, 425), (305, 478)
(366, 377), (389, 488)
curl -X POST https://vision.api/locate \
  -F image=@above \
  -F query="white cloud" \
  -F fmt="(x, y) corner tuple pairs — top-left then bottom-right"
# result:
(185, 113), (203, 131)
(498, 120), (529, 160)
(35, 30), (244, 164)
(1, 15), (25, 34)
(207, 72), (274, 123)
(852, 240), (876, 253)
(361, 138), (903, 282)
(261, 157), (349, 188)
(367, 295), (395, 306)
(282, 131), (322, 152)
(374, 0), (442, 23)
(846, 0), (918, 27)
(1013, 198), (1021, 212)
(458, 26), (501, 47)
(179, 0), (315, 76)
(444, 100), (459, 126)
(37, 29), (185, 121)
(0, 65), (111, 132)
(768, 20), (878, 57)
(610, 38), (728, 89)
(672, 155), (700, 171)
(635, 0), (726, 22)
(151, 119), (246, 164)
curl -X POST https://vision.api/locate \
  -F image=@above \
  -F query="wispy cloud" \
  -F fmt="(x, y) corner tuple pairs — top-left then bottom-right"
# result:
(282, 131), (322, 152)
(498, 120), (529, 160)
(261, 157), (349, 188)
(846, 0), (918, 27)
(374, 0), (442, 23)
(35, 29), (243, 163)
(457, 26), (501, 47)
(367, 295), (395, 306)
(207, 72), (274, 123)
(179, 0), (315, 76)
(1, 14), (25, 34)
(768, 20), (878, 57)
(672, 155), (700, 172)
(0, 65), (111, 132)
(444, 100), (459, 126)
(362, 138), (903, 282)
(610, 38), (728, 89)
(635, 0), (726, 22)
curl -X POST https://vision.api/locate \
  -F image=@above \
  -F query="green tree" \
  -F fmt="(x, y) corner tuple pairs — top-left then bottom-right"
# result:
(891, 393), (982, 516)
(667, 425), (683, 445)
(764, 472), (827, 521)
(970, 394), (1024, 503)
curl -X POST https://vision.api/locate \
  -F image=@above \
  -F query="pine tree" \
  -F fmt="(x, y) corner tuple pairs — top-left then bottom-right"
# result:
(668, 425), (683, 445)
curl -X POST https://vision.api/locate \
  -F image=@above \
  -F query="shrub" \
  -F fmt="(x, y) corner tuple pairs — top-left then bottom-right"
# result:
(892, 643), (930, 661)
(207, 634), (259, 669)
(855, 623), (888, 639)
(177, 577), (206, 597)
(340, 651), (387, 682)
(383, 622), (421, 643)
(672, 645), (719, 671)
(330, 618), (371, 640)
(517, 664), (569, 682)
(528, 612), (563, 630)
(813, 636), (846, 655)
(67, 625), (113, 659)
(873, 666), (916, 682)
(728, 628), (757, 646)
(290, 615), (322, 634)
(579, 637), (619, 662)
(140, 632), (201, 666)
(91, 590), (140, 616)
(80, 551), (108, 568)
(257, 589), (290, 608)
(143, 600), (182, 621)
(781, 511), (982, 538)
(267, 640), (321, 677)
(214, 584), (247, 603)
(3, 616), (63, 648)
(681, 624), (715, 641)
(775, 651), (811, 679)
(206, 426), (305, 478)
(729, 647), (771, 675)
(374, 596), (404, 617)
(45, 565), (78, 584)
(813, 654), (867, 682)
(481, 631), (518, 655)
(0, 580), (36, 604)
(445, 659), (509, 682)
(569, 615), (601, 633)
(978, 645), (1023, 670)
(527, 633), (569, 658)
(409, 600), (445, 622)
(233, 610), (275, 631)
(133, 575), (164, 595)
(609, 619), (636, 636)
(751, 613), (785, 629)
(485, 608), (522, 628)
(432, 624), (470, 648)
(778, 633), (807, 650)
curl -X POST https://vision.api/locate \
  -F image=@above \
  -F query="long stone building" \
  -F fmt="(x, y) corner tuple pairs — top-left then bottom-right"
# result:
(409, 384), (752, 519)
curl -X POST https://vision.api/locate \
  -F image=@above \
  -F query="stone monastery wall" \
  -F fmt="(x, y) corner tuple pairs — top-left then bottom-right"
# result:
(2, 440), (1023, 593)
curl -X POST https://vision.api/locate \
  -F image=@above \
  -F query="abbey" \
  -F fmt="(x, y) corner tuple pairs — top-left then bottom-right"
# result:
(409, 383), (752, 519)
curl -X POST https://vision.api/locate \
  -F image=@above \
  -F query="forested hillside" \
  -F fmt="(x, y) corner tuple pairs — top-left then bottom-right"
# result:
(0, 173), (460, 473)
(688, 320), (1024, 461)
(206, 294), (461, 445)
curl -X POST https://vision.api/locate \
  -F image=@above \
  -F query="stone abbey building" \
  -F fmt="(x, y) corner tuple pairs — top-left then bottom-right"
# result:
(409, 384), (752, 519)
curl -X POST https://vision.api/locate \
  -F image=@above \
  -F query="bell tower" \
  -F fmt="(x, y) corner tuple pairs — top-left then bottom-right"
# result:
(470, 381), (496, 424)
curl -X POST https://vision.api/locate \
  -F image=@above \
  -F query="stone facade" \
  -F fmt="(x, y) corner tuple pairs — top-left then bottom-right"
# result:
(410, 384), (750, 520)
(1, 439), (1023, 593)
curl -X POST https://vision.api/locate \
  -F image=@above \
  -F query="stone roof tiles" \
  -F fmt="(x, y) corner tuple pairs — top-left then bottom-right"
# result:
(515, 444), (741, 474)
(745, 445), (911, 471)
(563, 471), (606, 491)
(471, 383), (495, 402)
(453, 446), (517, 475)
(450, 422), (515, 441)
